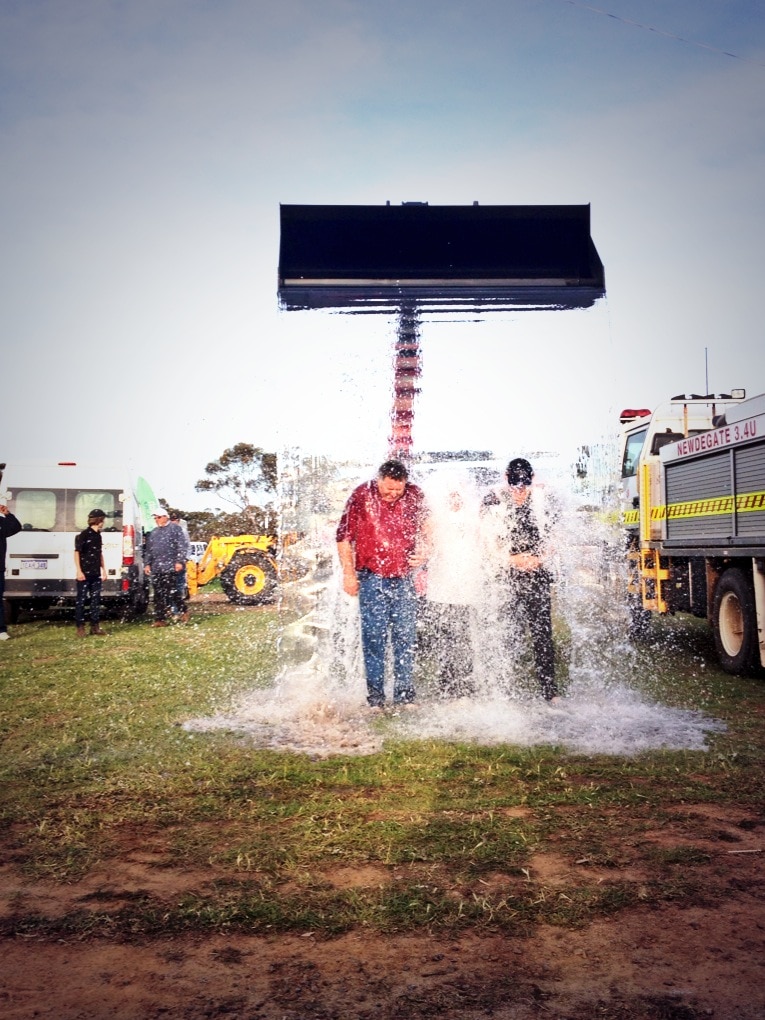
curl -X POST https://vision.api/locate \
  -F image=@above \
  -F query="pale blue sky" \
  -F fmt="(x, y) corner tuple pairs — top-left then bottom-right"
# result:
(2, 0), (764, 507)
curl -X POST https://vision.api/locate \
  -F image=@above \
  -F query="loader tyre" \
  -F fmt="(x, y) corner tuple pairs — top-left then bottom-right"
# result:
(221, 552), (277, 605)
(712, 568), (759, 675)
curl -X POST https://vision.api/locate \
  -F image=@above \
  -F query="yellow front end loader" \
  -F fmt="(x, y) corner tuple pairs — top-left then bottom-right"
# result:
(187, 535), (280, 605)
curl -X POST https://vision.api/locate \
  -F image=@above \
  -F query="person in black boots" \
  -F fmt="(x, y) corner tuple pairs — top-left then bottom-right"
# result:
(481, 458), (560, 702)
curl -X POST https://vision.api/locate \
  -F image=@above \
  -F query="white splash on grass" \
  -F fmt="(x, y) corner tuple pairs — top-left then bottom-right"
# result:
(184, 454), (726, 758)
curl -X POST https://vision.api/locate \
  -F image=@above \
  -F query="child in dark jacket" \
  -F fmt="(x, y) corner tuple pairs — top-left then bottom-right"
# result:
(74, 509), (108, 637)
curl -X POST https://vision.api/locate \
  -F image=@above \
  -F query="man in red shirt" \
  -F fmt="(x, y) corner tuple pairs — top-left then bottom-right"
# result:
(336, 460), (428, 708)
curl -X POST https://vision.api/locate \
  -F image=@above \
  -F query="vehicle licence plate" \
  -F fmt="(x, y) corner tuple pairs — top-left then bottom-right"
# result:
(21, 559), (48, 570)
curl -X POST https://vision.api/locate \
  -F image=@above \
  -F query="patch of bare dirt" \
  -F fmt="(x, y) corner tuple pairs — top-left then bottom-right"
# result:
(1, 804), (764, 1019)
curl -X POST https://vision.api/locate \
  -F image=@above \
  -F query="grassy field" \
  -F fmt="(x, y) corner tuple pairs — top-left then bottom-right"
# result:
(1, 600), (764, 942)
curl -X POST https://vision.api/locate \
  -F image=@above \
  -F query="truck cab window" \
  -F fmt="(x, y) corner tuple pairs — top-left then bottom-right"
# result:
(622, 429), (647, 478)
(651, 432), (684, 455)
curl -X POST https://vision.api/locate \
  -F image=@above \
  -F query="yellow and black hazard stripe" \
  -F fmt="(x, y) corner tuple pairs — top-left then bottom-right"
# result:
(666, 490), (765, 520)
(622, 490), (765, 527)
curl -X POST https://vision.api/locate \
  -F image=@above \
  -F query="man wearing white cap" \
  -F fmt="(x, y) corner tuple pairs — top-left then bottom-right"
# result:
(144, 508), (189, 627)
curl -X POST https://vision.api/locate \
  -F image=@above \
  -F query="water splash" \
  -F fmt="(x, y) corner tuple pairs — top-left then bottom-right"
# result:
(184, 453), (725, 758)
(390, 689), (723, 756)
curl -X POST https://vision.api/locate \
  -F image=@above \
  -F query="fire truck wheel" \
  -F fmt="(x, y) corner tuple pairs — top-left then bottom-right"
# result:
(221, 553), (277, 605)
(712, 568), (759, 676)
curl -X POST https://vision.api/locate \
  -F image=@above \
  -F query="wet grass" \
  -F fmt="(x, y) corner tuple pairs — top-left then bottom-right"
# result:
(0, 602), (764, 939)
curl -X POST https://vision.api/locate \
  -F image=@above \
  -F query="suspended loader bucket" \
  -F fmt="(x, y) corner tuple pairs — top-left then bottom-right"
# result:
(277, 203), (605, 313)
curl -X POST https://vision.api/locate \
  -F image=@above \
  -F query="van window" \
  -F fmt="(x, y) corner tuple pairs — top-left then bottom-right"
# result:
(11, 487), (124, 532)
(15, 489), (57, 531)
(74, 491), (122, 532)
(622, 428), (648, 478)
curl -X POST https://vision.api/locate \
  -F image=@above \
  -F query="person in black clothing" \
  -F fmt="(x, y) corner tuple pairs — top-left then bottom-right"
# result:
(74, 509), (108, 637)
(0, 492), (23, 640)
(481, 458), (559, 702)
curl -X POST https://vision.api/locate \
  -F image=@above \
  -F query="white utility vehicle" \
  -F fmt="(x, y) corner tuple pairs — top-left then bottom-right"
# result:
(1, 461), (157, 622)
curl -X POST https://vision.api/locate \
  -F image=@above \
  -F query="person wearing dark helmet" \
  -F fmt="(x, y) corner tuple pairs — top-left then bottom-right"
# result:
(481, 457), (560, 702)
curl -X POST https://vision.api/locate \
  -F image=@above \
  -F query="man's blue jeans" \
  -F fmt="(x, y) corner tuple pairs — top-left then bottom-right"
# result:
(357, 570), (417, 706)
(75, 575), (102, 626)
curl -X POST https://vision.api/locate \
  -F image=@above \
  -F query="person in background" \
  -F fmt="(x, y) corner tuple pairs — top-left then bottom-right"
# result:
(0, 491), (22, 641)
(423, 474), (481, 697)
(169, 510), (189, 541)
(336, 459), (428, 709)
(168, 510), (190, 618)
(481, 457), (560, 703)
(74, 508), (108, 637)
(144, 508), (189, 627)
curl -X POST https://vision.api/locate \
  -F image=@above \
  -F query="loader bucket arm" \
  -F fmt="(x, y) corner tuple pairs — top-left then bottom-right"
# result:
(278, 202), (605, 457)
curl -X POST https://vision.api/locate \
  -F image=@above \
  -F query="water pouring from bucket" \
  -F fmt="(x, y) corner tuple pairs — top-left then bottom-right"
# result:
(184, 443), (724, 757)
